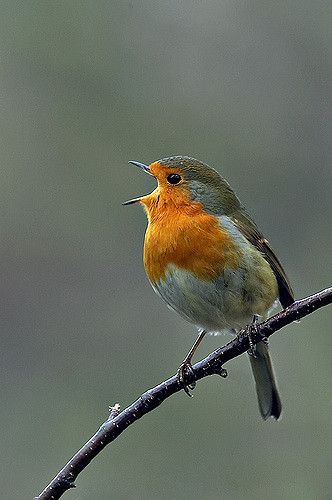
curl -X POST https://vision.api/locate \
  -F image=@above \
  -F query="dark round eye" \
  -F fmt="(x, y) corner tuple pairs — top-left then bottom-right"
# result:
(167, 173), (181, 184)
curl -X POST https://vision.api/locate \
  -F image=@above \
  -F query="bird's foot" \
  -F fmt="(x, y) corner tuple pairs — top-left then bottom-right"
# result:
(177, 361), (196, 397)
(246, 315), (260, 358)
(176, 329), (207, 397)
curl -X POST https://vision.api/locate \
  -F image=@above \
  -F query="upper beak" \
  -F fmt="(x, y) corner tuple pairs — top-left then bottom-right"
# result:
(128, 160), (151, 174)
(122, 160), (153, 205)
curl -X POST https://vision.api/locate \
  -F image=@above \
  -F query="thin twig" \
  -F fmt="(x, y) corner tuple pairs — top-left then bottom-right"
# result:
(35, 287), (332, 500)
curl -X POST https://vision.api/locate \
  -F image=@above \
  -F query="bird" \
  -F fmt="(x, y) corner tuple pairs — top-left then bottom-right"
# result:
(123, 156), (294, 420)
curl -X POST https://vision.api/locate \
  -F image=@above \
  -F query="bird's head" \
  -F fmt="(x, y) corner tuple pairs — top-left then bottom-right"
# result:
(123, 156), (241, 218)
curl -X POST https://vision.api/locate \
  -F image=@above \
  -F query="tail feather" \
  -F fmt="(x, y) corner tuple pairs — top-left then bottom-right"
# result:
(248, 340), (282, 420)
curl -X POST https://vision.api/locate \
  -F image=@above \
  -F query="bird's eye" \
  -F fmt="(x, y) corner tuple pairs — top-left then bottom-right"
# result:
(167, 173), (181, 185)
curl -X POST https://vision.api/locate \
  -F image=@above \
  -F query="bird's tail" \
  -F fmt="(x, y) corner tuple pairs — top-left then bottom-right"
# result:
(248, 340), (282, 420)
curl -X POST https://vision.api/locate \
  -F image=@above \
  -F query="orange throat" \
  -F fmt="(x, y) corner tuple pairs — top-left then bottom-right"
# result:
(140, 188), (242, 283)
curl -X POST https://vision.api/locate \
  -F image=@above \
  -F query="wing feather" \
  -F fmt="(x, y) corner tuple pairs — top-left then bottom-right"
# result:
(230, 209), (294, 308)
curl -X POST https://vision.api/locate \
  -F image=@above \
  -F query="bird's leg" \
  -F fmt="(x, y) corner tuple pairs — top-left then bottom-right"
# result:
(177, 329), (207, 397)
(247, 314), (260, 358)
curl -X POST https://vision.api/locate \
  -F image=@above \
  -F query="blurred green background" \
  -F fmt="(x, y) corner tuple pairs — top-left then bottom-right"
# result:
(0, 1), (331, 499)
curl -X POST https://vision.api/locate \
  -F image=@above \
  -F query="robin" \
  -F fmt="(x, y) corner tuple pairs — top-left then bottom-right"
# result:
(124, 156), (294, 420)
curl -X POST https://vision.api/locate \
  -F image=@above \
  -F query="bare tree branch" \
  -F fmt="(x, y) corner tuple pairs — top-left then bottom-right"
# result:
(35, 287), (332, 500)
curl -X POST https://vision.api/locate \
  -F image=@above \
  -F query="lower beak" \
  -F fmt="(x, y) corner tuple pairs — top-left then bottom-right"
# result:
(122, 196), (142, 206)
(123, 160), (153, 205)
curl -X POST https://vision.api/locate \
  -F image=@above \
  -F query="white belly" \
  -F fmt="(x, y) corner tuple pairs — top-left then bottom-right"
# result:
(151, 264), (269, 333)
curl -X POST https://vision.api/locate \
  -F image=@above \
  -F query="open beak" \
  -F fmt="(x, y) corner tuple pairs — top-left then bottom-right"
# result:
(122, 160), (153, 205)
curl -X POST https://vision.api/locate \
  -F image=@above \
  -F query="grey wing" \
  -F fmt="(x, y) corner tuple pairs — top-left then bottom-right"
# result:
(230, 209), (294, 308)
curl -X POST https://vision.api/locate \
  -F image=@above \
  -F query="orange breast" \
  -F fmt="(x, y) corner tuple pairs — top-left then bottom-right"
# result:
(141, 189), (242, 283)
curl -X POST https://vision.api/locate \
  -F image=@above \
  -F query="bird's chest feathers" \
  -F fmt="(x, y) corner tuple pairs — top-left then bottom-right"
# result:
(143, 200), (242, 283)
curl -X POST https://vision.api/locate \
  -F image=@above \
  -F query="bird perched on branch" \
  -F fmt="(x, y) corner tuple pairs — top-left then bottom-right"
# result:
(124, 156), (294, 420)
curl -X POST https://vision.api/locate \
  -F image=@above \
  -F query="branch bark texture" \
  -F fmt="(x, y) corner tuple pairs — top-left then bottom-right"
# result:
(35, 287), (332, 500)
